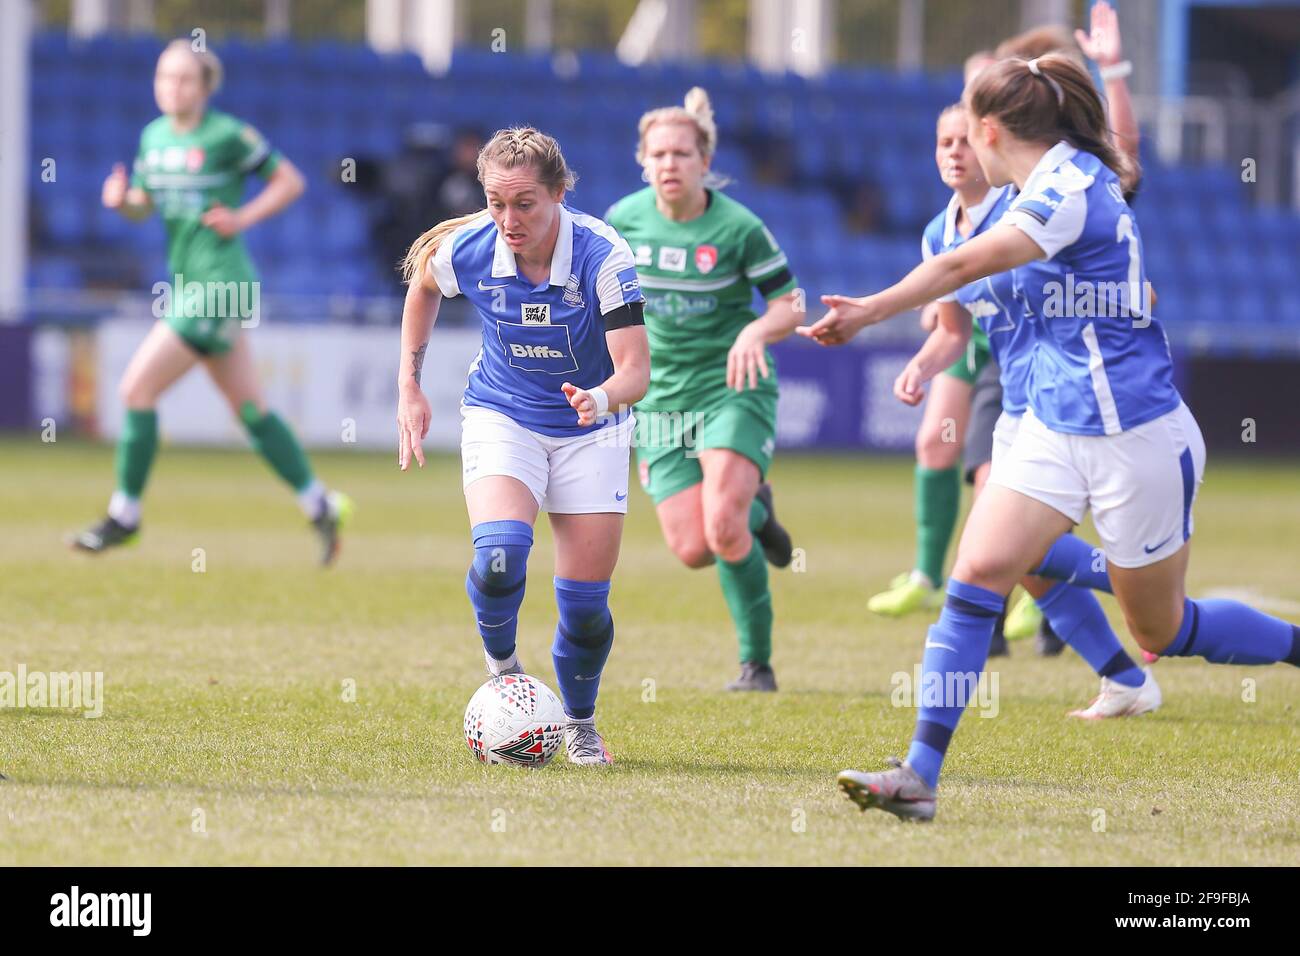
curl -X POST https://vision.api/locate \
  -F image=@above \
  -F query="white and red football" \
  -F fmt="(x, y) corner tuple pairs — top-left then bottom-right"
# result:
(463, 674), (566, 767)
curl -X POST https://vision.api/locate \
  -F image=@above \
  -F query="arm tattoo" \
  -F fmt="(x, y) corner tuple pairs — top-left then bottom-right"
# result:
(411, 343), (428, 385)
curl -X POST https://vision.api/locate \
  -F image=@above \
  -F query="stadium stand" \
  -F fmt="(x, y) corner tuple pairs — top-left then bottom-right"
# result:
(28, 32), (1300, 332)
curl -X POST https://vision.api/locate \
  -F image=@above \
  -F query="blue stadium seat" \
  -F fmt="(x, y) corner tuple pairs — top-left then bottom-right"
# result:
(27, 255), (83, 291)
(24, 28), (1300, 336)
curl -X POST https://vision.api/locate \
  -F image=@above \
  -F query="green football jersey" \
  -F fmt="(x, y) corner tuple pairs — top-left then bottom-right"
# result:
(605, 188), (798, 412)
(130, 109), (280, 284)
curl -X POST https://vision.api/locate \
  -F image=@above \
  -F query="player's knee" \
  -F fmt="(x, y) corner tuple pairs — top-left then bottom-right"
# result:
(704, 511), (748, 563)
(466, 522), (533, 598)
(668, 535), (713, 569)
(951, 549), (1018, 593)
(916, 429), (959, 469)
(119, 376), (156, 410)
(555, 579), (613, 648)
(1123, 614), (1179, 654)
(662, 516), (712, 568)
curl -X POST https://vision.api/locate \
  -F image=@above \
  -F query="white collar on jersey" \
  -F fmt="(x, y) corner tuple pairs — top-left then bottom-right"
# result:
(490, 203), (574, 286)
(1019, 140), (1079, 197)
(942, 183), (1012, 247)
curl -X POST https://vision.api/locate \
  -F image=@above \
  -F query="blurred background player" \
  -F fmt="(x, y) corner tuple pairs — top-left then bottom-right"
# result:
(865, 50), (1003, 645)
(70, 39), (350, 565)
(807, 53), (1300, 820)
(870, 3), (1141, 659)
(606, 88), (800, 692)
(894, 101), (1157, 719)
(396, 127), (649, 765)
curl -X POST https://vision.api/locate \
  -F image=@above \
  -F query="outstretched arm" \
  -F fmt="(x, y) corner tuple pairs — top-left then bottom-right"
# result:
(799, 225), (1043, 346)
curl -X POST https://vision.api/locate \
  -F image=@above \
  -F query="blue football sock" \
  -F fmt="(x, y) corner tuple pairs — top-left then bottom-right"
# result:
(905, 579), (1004, 790)
(1164, 598), (1300, 666)
(1037, 582), (1142, 687)
(465, 520), (533, 661)
(551, 578), (615, 720)
(1034, 533), (1112, 594)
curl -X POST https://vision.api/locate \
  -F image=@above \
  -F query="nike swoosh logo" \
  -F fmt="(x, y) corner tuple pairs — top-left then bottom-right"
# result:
(478, 279), (508, 290)
(574, 675), (598, 681)
(1143, 535), (1175, 554)
(614, 491), (627, 501)
(924, 640), (956, 652)
(477, 620), (510, 629)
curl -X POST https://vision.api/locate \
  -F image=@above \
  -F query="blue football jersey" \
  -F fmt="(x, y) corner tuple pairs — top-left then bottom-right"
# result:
(431, 204), (644, 437)
(922, 185), (1032, 415)
(1000, 142), (1180, 435)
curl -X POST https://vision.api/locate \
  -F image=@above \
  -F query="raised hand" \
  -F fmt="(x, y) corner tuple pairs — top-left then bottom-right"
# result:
(1075, 0), (1122, 68)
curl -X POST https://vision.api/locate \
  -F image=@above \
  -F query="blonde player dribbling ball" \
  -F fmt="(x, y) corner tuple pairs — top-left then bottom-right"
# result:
(396, 127), (650, 765)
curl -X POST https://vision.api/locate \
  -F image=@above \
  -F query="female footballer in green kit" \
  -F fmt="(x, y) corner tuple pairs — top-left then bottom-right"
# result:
(607, 89), (799, 691)
(72, 40), (350, 564)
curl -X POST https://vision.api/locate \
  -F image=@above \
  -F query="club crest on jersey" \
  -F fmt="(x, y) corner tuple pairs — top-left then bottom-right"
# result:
(694, 245), (718, 274)
(658, 246), (687, 272)
(562, 274), (584, 308)
(521, 303), (551, 325)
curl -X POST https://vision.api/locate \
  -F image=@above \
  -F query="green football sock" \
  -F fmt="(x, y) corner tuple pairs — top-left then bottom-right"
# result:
(718, 537), (773, 665)
(748, 495), (769, 534)
(241, 403), (314, 492)
(915, 465), (960, 587)
(114, 408), (158, 498)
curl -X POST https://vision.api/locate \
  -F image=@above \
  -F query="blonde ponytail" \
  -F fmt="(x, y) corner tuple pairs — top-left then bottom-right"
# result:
(401, 211), (485, 285)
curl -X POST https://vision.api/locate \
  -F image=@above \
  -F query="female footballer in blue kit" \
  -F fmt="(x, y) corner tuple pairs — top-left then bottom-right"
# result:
(395, 128), (649, 765)
(900, 102), (1159, 721)
(805, 54), (1300, 820)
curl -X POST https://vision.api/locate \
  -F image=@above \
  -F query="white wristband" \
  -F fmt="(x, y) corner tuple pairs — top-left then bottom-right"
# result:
(1099, 60), (1132, 82)
(589, 387), (610, 417)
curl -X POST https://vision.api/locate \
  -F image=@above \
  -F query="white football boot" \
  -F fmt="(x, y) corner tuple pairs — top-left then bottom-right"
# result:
(1069, 666), (1162, 719)
(564, 718), (613, 765)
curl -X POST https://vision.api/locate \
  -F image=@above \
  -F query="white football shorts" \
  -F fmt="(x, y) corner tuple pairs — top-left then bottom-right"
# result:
(989, 402), (1206, 568)
(460, 404), (634, 514)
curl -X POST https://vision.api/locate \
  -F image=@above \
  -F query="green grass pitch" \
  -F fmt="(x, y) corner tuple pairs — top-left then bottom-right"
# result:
(1, 437), (1297, 865)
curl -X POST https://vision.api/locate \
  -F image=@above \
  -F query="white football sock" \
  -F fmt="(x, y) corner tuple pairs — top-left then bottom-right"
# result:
(485, 649), (519, 677)
(296, 479), (327, 519)
(107, 491), (141, 528)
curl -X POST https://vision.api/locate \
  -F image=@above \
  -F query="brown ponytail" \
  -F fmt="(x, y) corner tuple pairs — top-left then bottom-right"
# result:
(401, 126), (577, 284)
(966, 54), (1139, 193)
